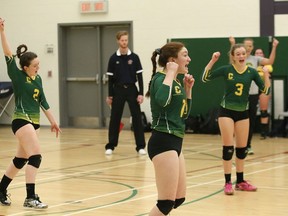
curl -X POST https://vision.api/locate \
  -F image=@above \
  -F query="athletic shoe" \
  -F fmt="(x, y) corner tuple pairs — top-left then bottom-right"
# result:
(23, 194), (48, 209)
(0, 190), (11, 206)
(105, 149), (113, 155)
(235, 180), (257, 191)
(138, 149), (147, 155)
(260, 133), (267, 140)
(247, 148), (254, 155)
(224, 182), (234, 195)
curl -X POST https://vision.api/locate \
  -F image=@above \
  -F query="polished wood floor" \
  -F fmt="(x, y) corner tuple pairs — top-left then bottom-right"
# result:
(0, 126), (287, 216)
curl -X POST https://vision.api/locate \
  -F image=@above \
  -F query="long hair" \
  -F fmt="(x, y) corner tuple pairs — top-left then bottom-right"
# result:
(16, 44), (37, 70)
(145, 42), (184, 97)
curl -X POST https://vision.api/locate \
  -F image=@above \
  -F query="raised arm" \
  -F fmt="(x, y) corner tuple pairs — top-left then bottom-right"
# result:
(202, 52), (221, 82)
(163, 61), (178, 86)
(0, 18), (13, 57)
(183, 73), (195, 99)
(229, 36), (236, 47)
(205, 52), (221, 71)
(260, 38), (279, 65)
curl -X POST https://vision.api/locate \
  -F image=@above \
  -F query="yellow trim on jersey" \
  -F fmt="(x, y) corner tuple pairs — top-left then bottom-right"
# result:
(232, 64), (248, 74)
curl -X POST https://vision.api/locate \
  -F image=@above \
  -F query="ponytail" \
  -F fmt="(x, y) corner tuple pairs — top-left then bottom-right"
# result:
(145, 49), (160, 97)
(16, 44), (37, 70)
(16, 44), (28, 58)
(145, 42), (184, 97)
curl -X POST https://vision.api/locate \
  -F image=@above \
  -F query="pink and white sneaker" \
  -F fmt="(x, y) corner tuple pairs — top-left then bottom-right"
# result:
(235, 180), (257, 191)
(224, 182), (234, 195)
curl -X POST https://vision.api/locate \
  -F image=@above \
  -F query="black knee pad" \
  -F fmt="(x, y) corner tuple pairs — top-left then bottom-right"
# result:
(13, 157), (28, 169)
(157, 199), (175, 215)
(236, 147), (247, 159)
(260, 110), (269, 118)
(174, 197), (185, 209)
(222, 146), (234, 161)
(28, 154), (42, 168)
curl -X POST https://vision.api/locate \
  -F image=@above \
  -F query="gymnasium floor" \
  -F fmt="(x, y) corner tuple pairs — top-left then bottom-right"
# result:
(0, 126), (287, 216)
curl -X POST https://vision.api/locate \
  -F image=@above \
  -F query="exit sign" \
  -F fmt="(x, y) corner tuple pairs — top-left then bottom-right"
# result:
(80, 0), (108, 13)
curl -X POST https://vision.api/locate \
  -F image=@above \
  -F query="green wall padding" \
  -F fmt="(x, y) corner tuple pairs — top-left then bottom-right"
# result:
(171, 36), (288, 116)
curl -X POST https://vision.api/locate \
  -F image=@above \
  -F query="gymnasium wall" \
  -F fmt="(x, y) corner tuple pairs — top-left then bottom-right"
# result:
(0, 0), (287, 125)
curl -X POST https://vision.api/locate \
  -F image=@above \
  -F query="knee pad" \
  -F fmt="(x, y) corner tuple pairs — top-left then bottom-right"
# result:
(28, 154), (42, 168)
(174, 197), (185, 209)
(236, 147), (247, 159)
(222, 146), (234, 161)
(13, 157), (28, 169)
(260, 110), (269, 118)
(157, 200), (175, 215)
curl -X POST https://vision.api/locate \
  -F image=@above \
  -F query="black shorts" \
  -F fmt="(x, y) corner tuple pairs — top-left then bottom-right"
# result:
(12, 119), (40, 134)
(218, 107), (249, 122)
(148, 130), (183, 160)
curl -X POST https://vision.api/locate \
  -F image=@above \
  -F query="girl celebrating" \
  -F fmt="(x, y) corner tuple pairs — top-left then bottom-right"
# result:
(202, 44), (270, 195)
(146, 42), (194, 215)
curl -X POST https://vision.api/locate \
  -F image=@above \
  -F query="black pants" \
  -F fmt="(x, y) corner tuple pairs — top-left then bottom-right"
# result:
(247, 94), (259, 148)
(105, 84), (146, 151)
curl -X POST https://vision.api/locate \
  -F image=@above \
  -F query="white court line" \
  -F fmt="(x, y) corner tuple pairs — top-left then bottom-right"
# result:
(8, 144), (220, 187)
(264, 155), (288, 162)
(60, 163), (288, 216)
(7, 150), (288, 215)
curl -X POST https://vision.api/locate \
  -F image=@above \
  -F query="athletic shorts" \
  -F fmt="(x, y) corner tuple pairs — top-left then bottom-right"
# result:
(218, 107), (249, 122)
(12, 119), (40, 134)
(148, 130), (183, 160)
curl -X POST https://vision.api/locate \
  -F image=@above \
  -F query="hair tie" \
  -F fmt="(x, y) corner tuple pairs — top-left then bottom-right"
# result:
(155, 48), (161, 55)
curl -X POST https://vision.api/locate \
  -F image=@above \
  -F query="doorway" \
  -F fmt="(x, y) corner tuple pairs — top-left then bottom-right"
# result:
(58, 22), (131, 128)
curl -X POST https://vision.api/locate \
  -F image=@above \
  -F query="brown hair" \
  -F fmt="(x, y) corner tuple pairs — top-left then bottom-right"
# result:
(16, 44), (37, 70)
(116, 30), (129, 40)
(145, 42), (185, 97)
(229, 43), (246, 64)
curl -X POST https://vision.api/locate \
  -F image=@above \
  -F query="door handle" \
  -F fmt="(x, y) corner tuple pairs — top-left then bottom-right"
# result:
(102, 74), (109, 84)
(96, 74), (99, 84)
(66, 77), (96, 81)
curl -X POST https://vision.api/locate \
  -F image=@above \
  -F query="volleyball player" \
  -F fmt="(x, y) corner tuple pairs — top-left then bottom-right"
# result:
(146, 42), (195, 215)
(0, 18), (61, 208)
(229, 37), (278, 154)
(202, 43), (270, 195)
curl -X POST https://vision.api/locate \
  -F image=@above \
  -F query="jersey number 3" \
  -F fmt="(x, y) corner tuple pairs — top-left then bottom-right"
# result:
(235, 83), (243, 96)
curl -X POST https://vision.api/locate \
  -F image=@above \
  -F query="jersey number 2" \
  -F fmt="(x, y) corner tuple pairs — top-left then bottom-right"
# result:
(33, 89), (40, 101)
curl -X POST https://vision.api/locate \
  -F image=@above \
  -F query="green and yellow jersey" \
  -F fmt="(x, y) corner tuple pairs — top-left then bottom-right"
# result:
(6, 56), (50, 124)
(202, 64), (270, 112)
(150, 71), (192, 138)
(257, 65), (273, 80)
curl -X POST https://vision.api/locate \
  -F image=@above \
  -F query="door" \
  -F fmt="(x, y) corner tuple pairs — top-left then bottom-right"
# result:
(59, 23), (131, 128)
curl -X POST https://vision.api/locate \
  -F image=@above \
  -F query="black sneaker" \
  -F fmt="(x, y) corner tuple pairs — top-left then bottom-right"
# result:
(23, 194), (48, 209)
(0, 190), (11, 206)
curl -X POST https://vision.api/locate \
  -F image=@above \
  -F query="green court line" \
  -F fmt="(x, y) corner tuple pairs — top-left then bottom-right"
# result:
(135, 151), (234, 216)
(135, 187), (227, 216)
(9, 180), (137, 216)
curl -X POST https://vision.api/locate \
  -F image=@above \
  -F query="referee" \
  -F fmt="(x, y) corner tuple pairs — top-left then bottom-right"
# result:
(105, 31), (146, 155)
